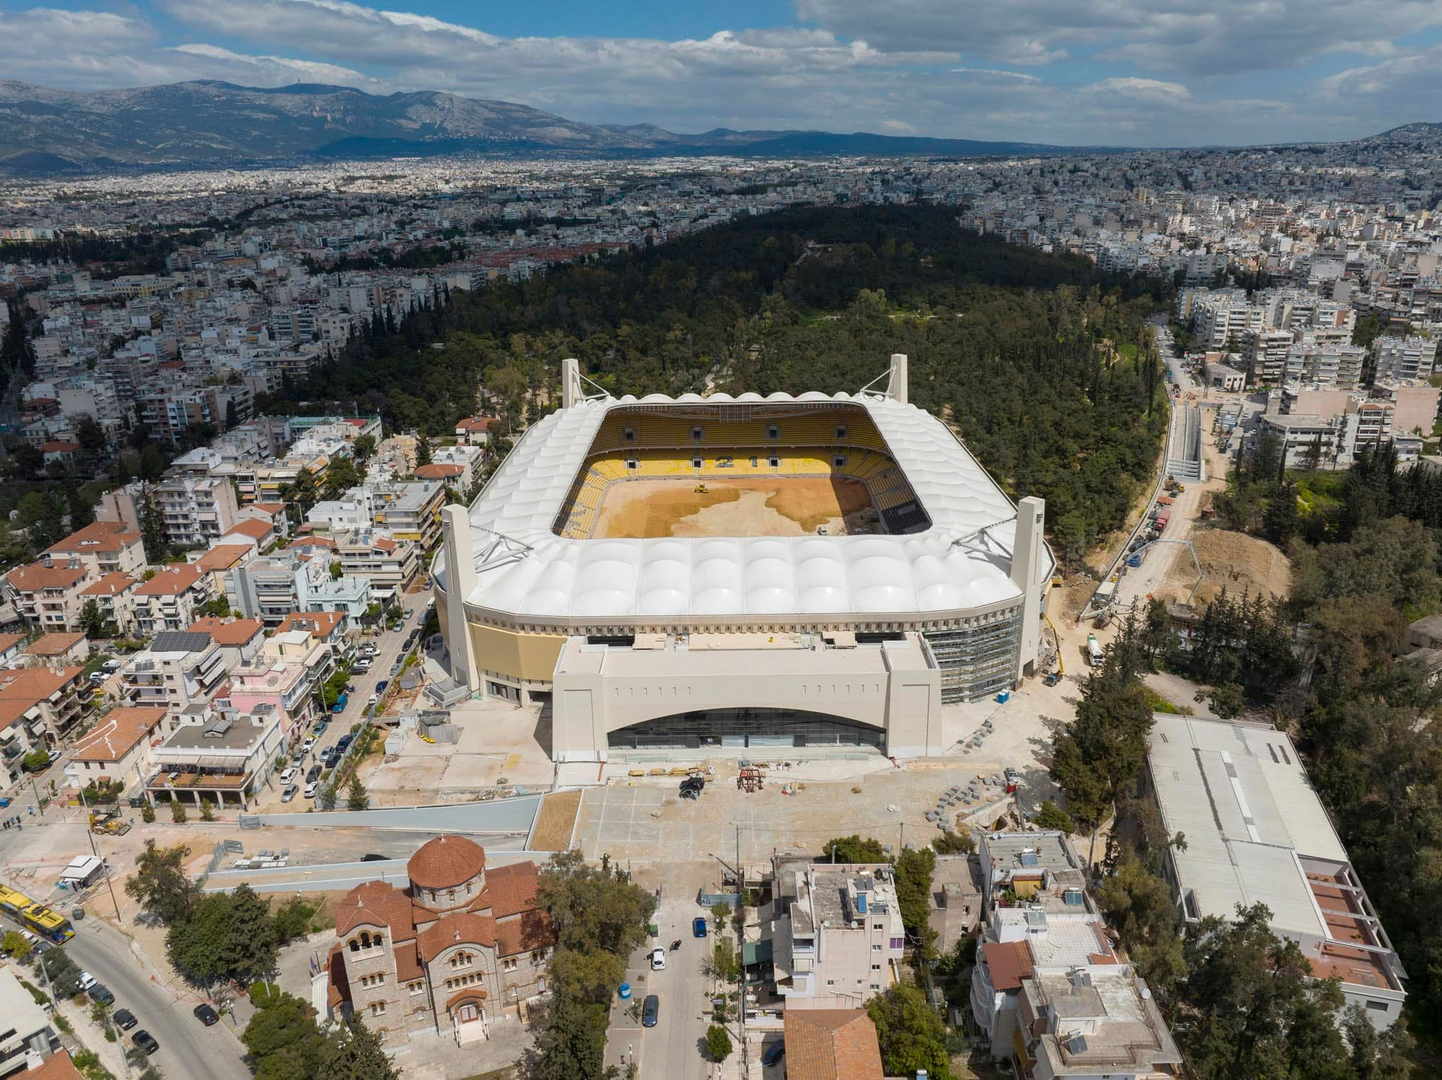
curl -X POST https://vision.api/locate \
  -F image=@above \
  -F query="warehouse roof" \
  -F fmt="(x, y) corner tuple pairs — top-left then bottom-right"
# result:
(440, 391), (1051, 624)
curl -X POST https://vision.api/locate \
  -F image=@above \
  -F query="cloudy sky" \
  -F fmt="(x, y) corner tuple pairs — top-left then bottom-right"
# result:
(2, 0), (1441, 146)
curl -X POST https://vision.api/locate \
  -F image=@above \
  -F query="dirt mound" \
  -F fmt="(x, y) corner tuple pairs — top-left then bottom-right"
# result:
(1163, 527), (1292, 605)
(594, 476), (876, 538)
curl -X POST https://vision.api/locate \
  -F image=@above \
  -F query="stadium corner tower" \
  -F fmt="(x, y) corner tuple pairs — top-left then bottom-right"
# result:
(433, 355), (1052, 762)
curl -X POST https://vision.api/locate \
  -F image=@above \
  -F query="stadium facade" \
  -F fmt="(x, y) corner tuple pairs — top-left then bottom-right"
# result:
(433, 355), (1053, 761)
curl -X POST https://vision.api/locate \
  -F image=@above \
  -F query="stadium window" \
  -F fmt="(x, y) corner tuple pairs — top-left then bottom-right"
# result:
(769, 457), (779, 468)
(750, 456), (758, 467)
(768, 425), (779, 439)
(623, 427), (635, 441)
(836, 425), (847, 439)
(834, 456), (846, 467)
(692, 458), (702, 469)
(692, 427), (703, 441)
(626, 459), (638, 471)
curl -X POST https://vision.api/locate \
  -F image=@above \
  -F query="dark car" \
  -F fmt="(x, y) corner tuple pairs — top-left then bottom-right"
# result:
(641, 994), (659, 1028)
(762, 1041), (786, 1066)
(336, 734), (354, 752)
(112, 1008), (138, 1031)
(88, 984), (115, 1006)
(131, 1030), (159, 1055)
(193, 1003), (219, 1026)
(679, 776), (704, 799)
(306, 765), (321, 784)
(360, 853), (388, 862)
(375, 680), (389, 693)
(692, 917), (708, 938)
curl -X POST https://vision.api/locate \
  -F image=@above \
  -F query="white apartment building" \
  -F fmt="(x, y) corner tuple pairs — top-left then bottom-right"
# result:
(768, 861), (906, 1011)
(1282, 343), (1366, 388)
(122, 630), (231, 729)
(0, 966), (61, 1078)
(1370, 335), (1438, 384)
(228, 550), (328, 627)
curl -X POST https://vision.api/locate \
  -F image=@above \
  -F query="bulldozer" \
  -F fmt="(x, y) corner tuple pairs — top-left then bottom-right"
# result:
(694, 483), (709, 494)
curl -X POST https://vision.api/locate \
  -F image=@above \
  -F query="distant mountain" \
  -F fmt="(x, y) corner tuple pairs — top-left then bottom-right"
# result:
(0, 79), (1082, 175)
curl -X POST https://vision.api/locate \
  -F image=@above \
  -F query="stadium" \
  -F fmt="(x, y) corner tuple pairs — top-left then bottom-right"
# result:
(433, 355), (1052, 762)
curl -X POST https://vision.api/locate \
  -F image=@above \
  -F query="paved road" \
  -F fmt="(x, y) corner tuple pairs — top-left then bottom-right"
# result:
(67, 918), (251, 1080)
(248, 792), (543, 832)
(252, 603), (425, 809)
(200, 844), (537, 894)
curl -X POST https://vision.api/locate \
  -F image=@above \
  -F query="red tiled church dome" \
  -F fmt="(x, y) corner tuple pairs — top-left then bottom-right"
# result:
(407, 835), (486, 891)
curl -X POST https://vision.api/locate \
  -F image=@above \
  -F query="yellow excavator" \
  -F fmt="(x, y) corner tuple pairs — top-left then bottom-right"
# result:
(694, 483), (709, 494)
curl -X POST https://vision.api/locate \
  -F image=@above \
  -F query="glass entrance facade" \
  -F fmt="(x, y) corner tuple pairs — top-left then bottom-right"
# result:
(607, 708), (886, 752)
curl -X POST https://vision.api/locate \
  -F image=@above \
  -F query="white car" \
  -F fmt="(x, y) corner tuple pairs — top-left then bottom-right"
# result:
(367, 694), (380, 707)
(278, 767), (297, 785)
(650, 947), (666, 971)
(78, 971), (96, 991)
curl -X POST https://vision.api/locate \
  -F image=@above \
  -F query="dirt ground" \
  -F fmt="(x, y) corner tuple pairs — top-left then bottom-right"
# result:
(529, 789), (581, 851)
(593, 476), (875, 538)
(1162, 527), (1293, 604)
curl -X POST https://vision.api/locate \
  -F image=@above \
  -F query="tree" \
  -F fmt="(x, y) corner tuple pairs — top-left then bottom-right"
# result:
(138, 486), (166, 562)
(537, 849), (656, 958)
(324, 455), (360, 498)
(242, 991), (326, 1080)
(528, 993), (607, 1080)
(821, 834), (887, 863)
(892, 847), (936, 953)
(79, 599), (107, 639)
(273, 896), (315, 945)
(705, 1023), (733, 1062)
(317, 780), (338, 810)
(548, 946), (624, 1005)
(124, 840), (197, 923)
(2, 930), (32, 962)
(1208, 681), (1244, 719)
(1096, 856), (1185, 999)
(199, 797), (216, 822)
(932, 830), (974, 855)
(317, 1016), (400, 1080)
(345, 776), (370, 810)
(36, 944), (84, 997)
(167, 885), (278, 986)
(170, 800), (188, 824)
(352, 434), (376, 462)
(414, 432), (433, 468)
(1032, 799), (1075, 833)
(198, 596), (231, 618)
(866, 983), (951, 1080)
(1049, 668), (1153, 866)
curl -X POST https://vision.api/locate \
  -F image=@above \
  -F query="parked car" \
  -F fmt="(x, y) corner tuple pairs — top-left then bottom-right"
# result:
(88, 984), (115, 1006)
(313, 720), (329, 737)
(336, 734), (354, 752)
(278, 767), (297, 785)
(375, 680), (388, 693)
(360, 853), (388, 862)
(367, 694), (379, 707)
(762, 1041), (786, 1067)
(1004, 767), (1021, 794)
(304, 781), (319, 799)
(78, 971), (97, 991)
(641, 994), (659, 1027)
(281, 785), (299, 803)
(692, 917), (708, 939)
(46, 750), (61, 765)
(112, 1008), (137, 1031)
(131, 1030), (159, 1055)
(650, 947), (666, 971)
(302, 736), (316, 751)
(193, 1003), (219, 1026)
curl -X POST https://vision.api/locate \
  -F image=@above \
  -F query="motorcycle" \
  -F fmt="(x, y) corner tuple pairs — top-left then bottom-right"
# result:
(669, 939), (682, 952)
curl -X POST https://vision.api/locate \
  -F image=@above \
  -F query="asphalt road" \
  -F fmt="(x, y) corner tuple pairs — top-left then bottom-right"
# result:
(67, 918), (251, 1080)
(253, 602), (426, 809)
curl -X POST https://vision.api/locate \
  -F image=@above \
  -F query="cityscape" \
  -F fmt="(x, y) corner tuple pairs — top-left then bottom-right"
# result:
(0, 4), (1440, 1080)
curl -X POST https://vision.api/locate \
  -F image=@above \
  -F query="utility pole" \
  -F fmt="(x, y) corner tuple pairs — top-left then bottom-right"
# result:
(30, 777), (43, 817)
(77, 786), (124, 923)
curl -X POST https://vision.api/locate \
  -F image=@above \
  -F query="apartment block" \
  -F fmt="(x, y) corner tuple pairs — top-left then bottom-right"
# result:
(144, 701), (284, 808)
(78, 574), (140, 638)
(4, 562), (91, 633)
(228, 549), (328, 627)
(121, 631), (231, 729)
(1370, 335), (1438, 384)
(330, 530), (420, 601)
(42, 521), (147, 579)
(133, 563), (214, 634)
(64, 705), (167, 794)
(370, 480), (445, 550)
(767, 860), (906, 1011)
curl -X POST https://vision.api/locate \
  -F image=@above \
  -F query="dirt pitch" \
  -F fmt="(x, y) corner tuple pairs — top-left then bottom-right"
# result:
(592, 476), (877, 538)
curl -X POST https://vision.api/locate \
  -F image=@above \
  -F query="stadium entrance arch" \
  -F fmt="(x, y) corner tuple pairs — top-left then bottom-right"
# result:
(607, 708), (886, 752)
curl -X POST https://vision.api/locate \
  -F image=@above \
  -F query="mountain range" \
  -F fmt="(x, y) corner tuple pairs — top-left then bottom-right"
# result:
(0, 79), (1079, 175)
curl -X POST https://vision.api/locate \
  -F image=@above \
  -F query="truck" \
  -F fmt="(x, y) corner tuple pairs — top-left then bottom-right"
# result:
(1086, 634), (1104, 666)
(1154, 510), (1171, 531)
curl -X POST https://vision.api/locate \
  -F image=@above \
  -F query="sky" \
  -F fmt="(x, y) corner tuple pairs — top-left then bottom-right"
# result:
(2, 0), (1442, 146)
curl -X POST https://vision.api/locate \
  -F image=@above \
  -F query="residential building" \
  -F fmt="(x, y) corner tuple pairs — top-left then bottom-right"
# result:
(144, 701), (284, 808)
(331, 530), (420, 600)
(4, 562), (91, 633)
(121, 631), (230, 729)
(221, 516), (279, 552)
(185, 617), (266, 667)
(22, 632), (88, 667)
(228, 549), (328, 627)
(0, 634), (25, 668)
(189, 544), (252, 599)
(41, 521), (147, 579)
(454, 417), (494, 446)
(1143, 713), (1407, 1028)
(306, 575), (374, 621)
(132, 563), (214, 634)
(78, 573), (139, 637)
(0, 966), (61, 1079)
(928, 854), (982, 955)
(0, 666), (90, 765)
(154, 475), (242, 547)
(274, 610), (351, 668)
(768, 860), (906, 1010)
(220, 653), (318, 742)
(64, 705), (167, 794)
(325, 836), (555, 1049)
(370, 480), (445, 550)
(1370, 335), (1437, 383)
(780, 1009), (884, 1080)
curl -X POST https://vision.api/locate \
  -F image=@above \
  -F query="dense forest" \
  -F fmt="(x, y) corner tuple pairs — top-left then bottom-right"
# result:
(269, 205), (1171, 551)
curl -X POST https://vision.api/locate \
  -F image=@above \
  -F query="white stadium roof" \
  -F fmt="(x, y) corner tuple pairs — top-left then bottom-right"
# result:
(443, 391), (1051, 625)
